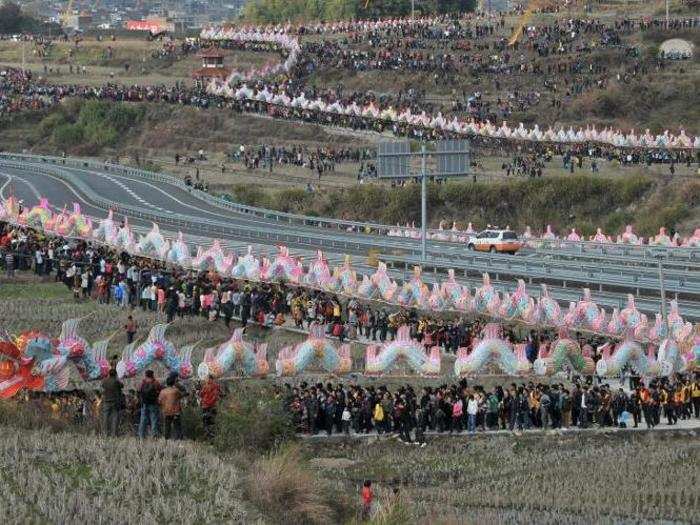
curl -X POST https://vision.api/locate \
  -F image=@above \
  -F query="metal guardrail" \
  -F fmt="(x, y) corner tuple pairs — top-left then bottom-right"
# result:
(380, 253), (700, 299)
(4, 152), (700, 262)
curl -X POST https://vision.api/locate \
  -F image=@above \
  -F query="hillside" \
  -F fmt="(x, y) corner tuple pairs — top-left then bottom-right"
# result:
(226, 174), (700, 237)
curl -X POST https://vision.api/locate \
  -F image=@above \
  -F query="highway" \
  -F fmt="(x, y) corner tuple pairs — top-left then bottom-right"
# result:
(2, 153), (699, 320)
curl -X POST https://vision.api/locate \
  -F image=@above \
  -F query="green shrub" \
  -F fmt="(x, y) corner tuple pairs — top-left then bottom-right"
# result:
(52, 123), (84, 149)
(274, 188), (314, 213)
(229, 184), (271, 208)
(212, 384), (295, 454)
(38, 111), (68, 136)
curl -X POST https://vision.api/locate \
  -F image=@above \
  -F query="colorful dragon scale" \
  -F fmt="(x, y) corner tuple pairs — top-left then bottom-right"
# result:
(198, 328), (268, 379)
(619, 294), (642, 332)
(305, 250), (333, 288)
(93, 209), (119, 244)
(668, 300), (693, 343)
(533, 329), (594, 376)
(473, 273), (501, 316)
(26, 198), (52, 229)
(328, 255), (358, 294)
(595, 340), (649, 377)
(0, 331), (69, 397)
(231, 245), (261, 280)
(266, 245), (303, 283)
(116, 324), (192, 379)
(370, 262), (398, 302)
(193, 240), (234, 274)
(56, 317), (110, 381)
(455, 323), (527, 376)
(167, 232), (192, 266)
(137, 223), (170, 260)
(538, 284), (562, 326)
(574, 288), (606, 332)
(396, 266), (430, 309)
(499, 279), (533, 320)
(275, 323), (351, 376)
(441, 269), (472, 311)
(364, 325), (440, 376)
(55, 203), (92, 238)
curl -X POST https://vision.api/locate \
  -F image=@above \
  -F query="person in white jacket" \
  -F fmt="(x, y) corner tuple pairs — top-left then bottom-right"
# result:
(467, 395), (479, 434)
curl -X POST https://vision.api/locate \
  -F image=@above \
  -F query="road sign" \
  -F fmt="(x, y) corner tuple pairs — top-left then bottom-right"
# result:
(377, 141), (411, 178)
(436, 139), (470, 177)
(375, 139), (472, 261)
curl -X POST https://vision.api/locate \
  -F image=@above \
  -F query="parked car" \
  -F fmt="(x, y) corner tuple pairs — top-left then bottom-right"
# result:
(468, 229), (522, 254)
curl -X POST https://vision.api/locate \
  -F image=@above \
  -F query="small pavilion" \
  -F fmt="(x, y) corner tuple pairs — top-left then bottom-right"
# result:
(192, 48), (231, 81)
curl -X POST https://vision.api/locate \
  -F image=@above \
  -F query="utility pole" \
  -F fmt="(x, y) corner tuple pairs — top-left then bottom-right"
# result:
(411, 0), (415, 20)
(420, 143), (427, 262)
(666, 0), (669, 26)
(657, 258), (667, 321)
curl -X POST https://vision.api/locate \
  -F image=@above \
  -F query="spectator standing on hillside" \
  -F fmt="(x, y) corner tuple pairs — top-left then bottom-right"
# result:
(361, 480), (373, 520)
(4, 250), (14, 278)
(200, 374), (221, 439)
(124, 315), (137, 344)
(138, 370), (161, 438)
(159, 374), (184, 439)
(101, 368), (124, 437)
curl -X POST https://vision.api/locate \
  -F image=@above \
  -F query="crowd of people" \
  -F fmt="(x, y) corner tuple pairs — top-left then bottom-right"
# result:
(3, 220), (700, 444)
(15, 368), (223, 440)
(283, 377), (700, 440)
(1, 221), (535, 353)
(228, 143), (374, 175)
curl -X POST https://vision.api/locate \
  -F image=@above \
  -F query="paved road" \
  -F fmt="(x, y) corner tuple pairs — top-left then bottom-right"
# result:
(2, 156), (700, 319)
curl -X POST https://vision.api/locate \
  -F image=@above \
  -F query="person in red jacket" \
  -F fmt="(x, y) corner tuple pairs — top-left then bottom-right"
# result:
(361, 480), (373, 520)
(200, 374), (221, 438)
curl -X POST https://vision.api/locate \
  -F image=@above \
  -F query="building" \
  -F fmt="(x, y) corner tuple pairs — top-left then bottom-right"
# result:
(191, 49), (231, 81)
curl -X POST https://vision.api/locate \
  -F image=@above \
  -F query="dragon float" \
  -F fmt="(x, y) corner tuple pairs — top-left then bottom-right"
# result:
(93, 209), (119, 245)
(454, 324), (530, 377)
(264, 245), (303, 283)
(364, 325), (440, 376)
(533, 329), (595, 376)
(473, 273), (501, 316)
(396, 266), (430, 309)
(26, 198), (53, 230)
(197, 328), (268, 379)
(595, 340), (662, 377)
(192, 240), (235, 274)
(304, 250), (333, 289)
(54, 203), (92, 238)
(0, 319), (114, 398)
(326, 255), (358, 295)
(275, 323), (351, 376)
(116, 324), (193, 380)
(167, 232), (192, 267)
(0, 330), (69, 398)
(231, 246), (261, 280)
(136, 223), (170, 260)
(3, 198), (698, 377)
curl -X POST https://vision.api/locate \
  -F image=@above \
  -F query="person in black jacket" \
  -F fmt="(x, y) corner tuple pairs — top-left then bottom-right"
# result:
(101, 368), (124, 437)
